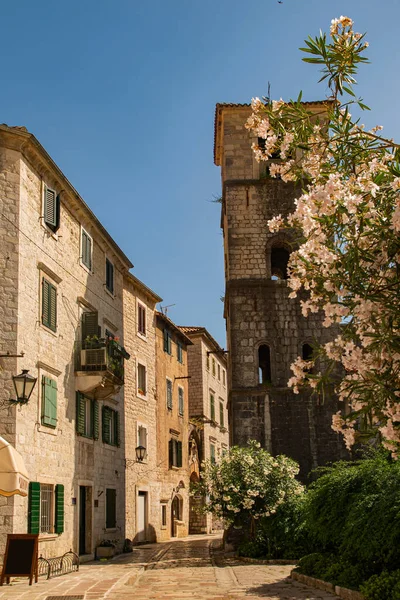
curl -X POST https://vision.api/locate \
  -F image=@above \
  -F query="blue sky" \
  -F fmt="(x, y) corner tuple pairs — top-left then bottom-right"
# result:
(1, 0), (399, 346)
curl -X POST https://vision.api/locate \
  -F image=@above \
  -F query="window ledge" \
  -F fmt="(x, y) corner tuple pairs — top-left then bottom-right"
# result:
(40, 323), (58, 338)
(40, 220), (59, 241)
(137, 393), (147, 401)
(137, 332), (147, 342)
(37, 424), (58, 436)
(170, 465), (181, 471)
(39, 534), (58, 542)
(79, 260), (93, 276)
(105, 528), (117, 533)
(104, 288), (115, 299)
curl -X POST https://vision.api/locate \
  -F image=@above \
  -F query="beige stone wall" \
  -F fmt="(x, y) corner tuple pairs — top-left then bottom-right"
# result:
(123, 277), (159, 543)
(0, 132), (130, 559)
(155, 316), (190, 541)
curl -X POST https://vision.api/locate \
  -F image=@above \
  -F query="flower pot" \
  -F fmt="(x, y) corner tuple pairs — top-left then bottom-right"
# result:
(96, 546), (115, 558)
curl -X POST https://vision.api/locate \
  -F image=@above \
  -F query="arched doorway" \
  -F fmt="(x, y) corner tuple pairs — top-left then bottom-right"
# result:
(171, 495), (182, 537)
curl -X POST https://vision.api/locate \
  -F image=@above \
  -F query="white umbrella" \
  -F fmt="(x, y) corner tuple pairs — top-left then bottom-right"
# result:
(0, 436), (29, 497)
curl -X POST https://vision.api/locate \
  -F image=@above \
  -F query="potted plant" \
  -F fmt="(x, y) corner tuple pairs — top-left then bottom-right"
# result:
(96, 539), (117, 559)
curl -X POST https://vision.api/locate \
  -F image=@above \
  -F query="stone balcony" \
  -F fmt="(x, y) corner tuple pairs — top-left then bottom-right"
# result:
(74, 339), (130, 400)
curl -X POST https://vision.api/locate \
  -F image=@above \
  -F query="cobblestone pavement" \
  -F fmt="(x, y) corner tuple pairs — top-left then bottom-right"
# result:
(0, 534), (337, 599)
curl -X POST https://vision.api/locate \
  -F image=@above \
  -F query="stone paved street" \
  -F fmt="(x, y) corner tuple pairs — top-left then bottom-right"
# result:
(0, 535), (336, 599)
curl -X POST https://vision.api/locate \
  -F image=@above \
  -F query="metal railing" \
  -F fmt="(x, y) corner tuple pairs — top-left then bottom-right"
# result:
(74, 339), (128, 383)
(38, 550), (79, 579)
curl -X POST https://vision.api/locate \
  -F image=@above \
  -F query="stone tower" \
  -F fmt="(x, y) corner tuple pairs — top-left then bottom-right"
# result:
(214, 103), (348, 478)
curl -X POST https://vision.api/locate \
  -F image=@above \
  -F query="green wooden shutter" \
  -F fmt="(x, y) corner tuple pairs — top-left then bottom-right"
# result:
(82, 311), (99, 341)
(28, 482), (40, 534)
(177, 441), (182, 468)
(42, 278), (50, 328)
(55, 484), (64, 534)
(76, 392), (85, 435)
(49, 282), (57, 332)
(115, 411), (120, 447)
(106, 259), (114, 294)
(178, 388), (184, 416)
(42, 376), (57, 428)
(169, 440), (173, 468)
(82, 230), (92, 270)
(102, 406), (111, 443)
(44, 185), (57, 228)
(167, 380), (172, 409)
(220, 402), (224, 427)
(93, 400), (99, 440)
(210, 394), (215, 421)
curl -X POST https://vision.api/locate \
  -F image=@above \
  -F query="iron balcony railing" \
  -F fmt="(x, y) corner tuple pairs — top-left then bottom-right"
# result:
(74, 339), (130, 383)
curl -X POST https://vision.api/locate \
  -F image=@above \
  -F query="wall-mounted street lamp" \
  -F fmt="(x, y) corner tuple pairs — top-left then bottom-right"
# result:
(135, 445), (146, 462)
(11, 370), (37, 404)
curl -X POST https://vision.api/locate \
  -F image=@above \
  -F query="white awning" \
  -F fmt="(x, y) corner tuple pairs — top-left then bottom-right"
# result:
(0, 436), (29, 497)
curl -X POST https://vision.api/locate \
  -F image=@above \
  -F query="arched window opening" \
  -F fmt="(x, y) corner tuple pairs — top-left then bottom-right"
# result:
(271, 247), (290, 280)
(258, 345), (271, 384)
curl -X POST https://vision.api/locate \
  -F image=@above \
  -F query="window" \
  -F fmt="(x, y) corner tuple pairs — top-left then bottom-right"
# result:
(81, 228), (92, 271)
(210, 393), (215, 421)
(223, 369), (226, 386)
(43, 184), (60, 232)
(137, 424), (148, 459)
(42, 277), (57, 332)
(169, 439), (182, 468)
(178, 386), (184, 416)
(28, 482), (64, 534)
(102, 406), (120, 446)
(76, 392), (99, 439)
(219, 400), (224, 428)
(271, 247), (290, 280)
(137, 363), (147, 396)
(163, 329), (172, 354)
(81, 311), (101, 342)
(258, 345), (271, 384)
(212, 359), (216, 377)
(302, 343), (314, 374)
(42, 376), (57, 428)
(106, 488), (116, 529)
(161, 504), (167, 527)
(177, 342), (183, 364)
(106, 258), (114, 294)
(210, 443), (216, 464)
(218, 364), (221, 381)
(206, 354), (210, 370)
(138, 303), (146, 336)
(166, 379), (173, 410)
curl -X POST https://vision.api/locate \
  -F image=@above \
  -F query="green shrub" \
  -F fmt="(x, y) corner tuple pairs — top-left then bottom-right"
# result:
(360, 569), (400, 600)
(237, 539), (265, 558)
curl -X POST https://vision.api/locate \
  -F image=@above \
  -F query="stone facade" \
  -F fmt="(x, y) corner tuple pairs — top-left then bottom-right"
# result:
(214, 104), (349, 479)
(123, 273), (161, 544)
(179, 327), (229, 534)
(155, 312), (191, 540)
(0, 124), (132, 560)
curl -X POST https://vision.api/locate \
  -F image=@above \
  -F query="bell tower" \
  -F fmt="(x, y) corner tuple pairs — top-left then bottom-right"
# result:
(214, 102), (348, 478)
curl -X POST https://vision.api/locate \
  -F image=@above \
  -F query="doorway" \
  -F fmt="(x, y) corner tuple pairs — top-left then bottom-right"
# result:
(171, 495), (181, 537)
(79, 486), (92, 555)
(137, 491), (148, 542)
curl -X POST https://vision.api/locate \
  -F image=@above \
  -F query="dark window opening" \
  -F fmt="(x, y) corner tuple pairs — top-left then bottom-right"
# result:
(258, 345), (271, 384)
(257, 137), (280, 159)
(271, 247), (290, 280)
(302, 343), (314, 374)
(302, 344), (313, 361)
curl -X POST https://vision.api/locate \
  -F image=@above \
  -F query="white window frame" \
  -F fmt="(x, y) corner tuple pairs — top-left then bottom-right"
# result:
(137, 301), (147, 340)
(40, 483), (55, 534)
(166, 377), (173, 410)
(80, 226), (93, 274)
(178, 385), (184, 416)
(137, 361), (147, 399)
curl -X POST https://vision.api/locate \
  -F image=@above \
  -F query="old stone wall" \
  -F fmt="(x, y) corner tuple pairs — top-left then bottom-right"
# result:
(123, 276), (159, 543)
(155, 316), (190, 541)
(218, 106), (349, 480)
(0, 130), (130, 559)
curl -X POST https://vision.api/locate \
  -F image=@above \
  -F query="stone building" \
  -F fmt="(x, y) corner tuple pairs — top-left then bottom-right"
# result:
(0, 124), (132, 559)
(178, 326), (228, 534)
(214, 103), (348, 479)
(123, 273), (162, 544)
(155, 312), (192, 540)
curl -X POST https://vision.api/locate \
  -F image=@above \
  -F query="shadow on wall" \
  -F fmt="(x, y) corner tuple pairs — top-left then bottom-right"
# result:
(132, 523), (156, 545)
